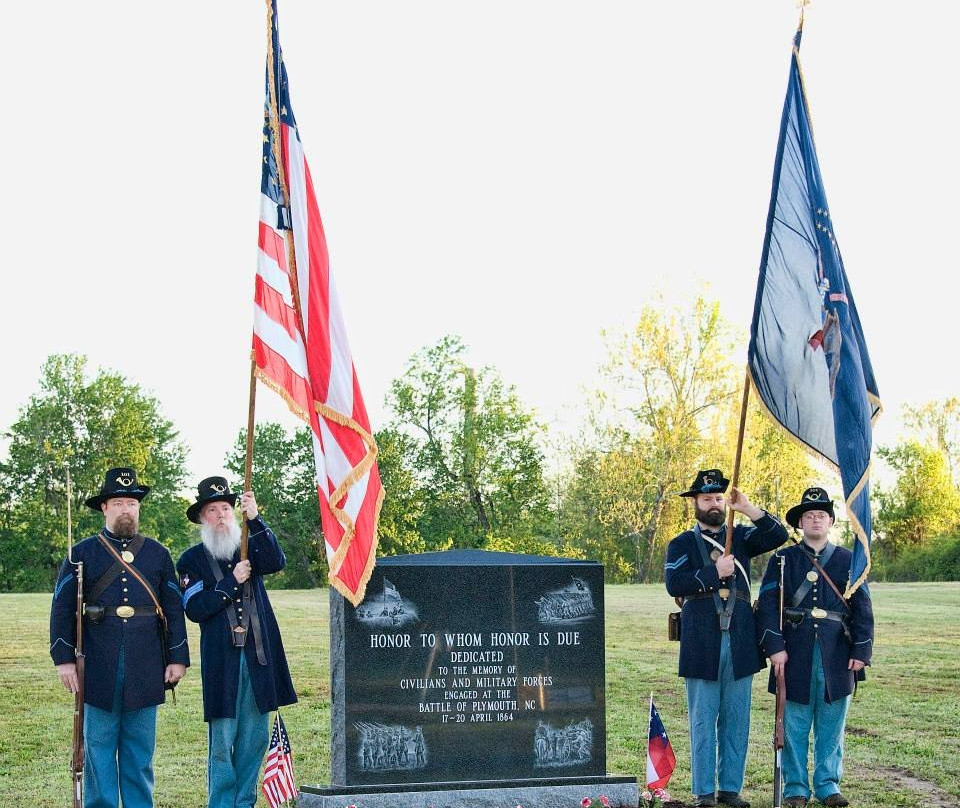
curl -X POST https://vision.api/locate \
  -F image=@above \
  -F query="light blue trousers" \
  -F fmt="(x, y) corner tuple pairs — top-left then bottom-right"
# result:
(783, 642), (850, 800)
(83, 647), (158, 808)
(207, 654), (270, 808)
(685, 632), (753, 797)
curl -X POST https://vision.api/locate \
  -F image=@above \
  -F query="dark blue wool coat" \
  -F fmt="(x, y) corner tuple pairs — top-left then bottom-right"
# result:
(665, 513), (788, 681)
(50, 530), (190, 711)
(756, 541), (874, 704)
(177, 517), (297, 722)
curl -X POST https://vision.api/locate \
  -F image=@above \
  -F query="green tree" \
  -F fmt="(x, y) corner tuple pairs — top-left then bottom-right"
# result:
(874, 439), (960, 558)
(903, 398), (960, 484)
(373, 427), (427, 556)
(722, 402), (820, 519)
(386, 335), (552, 549)
(225, 422), (322, 588)
(559, 440), (662, 581)
(0, 354), (190, 591)
(564, 295), (738, 581)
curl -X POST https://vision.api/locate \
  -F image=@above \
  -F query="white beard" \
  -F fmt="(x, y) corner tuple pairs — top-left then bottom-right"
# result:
(200, 520), (242, 561)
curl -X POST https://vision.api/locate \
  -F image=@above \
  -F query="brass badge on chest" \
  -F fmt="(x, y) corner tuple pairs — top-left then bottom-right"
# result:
(121, 550), (135, 563)
(710, 549), (722, 561)
(806, 570), (818, 582)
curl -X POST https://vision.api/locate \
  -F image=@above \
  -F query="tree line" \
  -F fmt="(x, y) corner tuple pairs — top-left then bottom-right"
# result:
(2, 298), (958, 592)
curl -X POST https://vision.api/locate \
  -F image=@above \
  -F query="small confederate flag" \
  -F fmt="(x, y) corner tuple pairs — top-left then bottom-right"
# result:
(262, 713), (297, 808)
(646, 696), (676, 790)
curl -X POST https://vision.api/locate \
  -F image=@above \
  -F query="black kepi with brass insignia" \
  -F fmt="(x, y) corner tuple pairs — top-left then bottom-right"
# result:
(84, 467), (150, 511)
(186, 476), (239, 523)
(679, 468), (730, 498)
(785, 486), (835, 528)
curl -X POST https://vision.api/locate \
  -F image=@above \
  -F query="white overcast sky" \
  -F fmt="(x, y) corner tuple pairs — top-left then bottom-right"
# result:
(3, 1), (957, 485)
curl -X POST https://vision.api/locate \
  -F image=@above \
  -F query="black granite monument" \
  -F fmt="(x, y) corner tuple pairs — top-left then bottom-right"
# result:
(300, 550), (638, 808)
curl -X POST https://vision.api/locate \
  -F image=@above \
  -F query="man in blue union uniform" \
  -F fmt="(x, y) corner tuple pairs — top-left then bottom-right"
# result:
(665, 468), (789, 808)
(50, 467), (189, 808)
(756, 488), (874, 808)
(177, 476), (297, 808)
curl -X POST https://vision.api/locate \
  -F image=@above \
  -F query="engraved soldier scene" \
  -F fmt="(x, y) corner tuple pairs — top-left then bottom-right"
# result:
(6, 2), (957, 808)
(536, 577), (598, 624)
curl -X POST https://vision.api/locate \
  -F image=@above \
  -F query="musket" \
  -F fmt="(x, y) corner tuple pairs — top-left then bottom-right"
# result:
(67, 469), (85, 808)
(772, 553), (786, 808)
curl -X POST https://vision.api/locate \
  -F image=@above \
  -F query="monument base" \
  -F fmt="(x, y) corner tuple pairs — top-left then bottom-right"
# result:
(299, 775), (638, 808)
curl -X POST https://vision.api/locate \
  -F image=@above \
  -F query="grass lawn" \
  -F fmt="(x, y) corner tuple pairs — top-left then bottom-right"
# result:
(1, 583), (957, 808)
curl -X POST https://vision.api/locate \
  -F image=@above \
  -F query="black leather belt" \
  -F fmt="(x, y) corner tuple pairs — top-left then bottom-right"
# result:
(103, 605), (157, 618)
(685, 589), (750, 604)
(786, 606), (845, 622)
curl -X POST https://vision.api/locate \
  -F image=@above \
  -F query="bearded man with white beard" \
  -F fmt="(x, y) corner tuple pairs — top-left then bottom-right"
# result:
(665, 468), (789, 808)
(177, 477), (297, 808)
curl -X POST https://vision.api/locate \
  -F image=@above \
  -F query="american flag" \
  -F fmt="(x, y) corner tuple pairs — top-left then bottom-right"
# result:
(262, 713), (297, 808)
(254, 0), (383, 607)
(645, 695), (676, 790)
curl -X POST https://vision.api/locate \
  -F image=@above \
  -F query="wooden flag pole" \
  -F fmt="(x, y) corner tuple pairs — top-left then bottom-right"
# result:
(239, 3), (285, 563)
(240, 353), (257, 561)
(724, 367), (752, 555)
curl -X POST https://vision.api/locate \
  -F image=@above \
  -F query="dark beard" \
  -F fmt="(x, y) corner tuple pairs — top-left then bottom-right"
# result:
(113, 514), (137, 538)
(695, 506), (725, 528)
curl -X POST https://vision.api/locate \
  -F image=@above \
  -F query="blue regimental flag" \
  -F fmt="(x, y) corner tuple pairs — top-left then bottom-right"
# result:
(748, 23), (881, 597)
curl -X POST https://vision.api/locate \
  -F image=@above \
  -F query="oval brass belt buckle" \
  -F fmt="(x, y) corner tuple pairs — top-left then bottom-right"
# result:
(811, 607), (828, 619)
(116, 605), (136, 618)
(233, 626), (247, 634)
(717, 588), (731, 599)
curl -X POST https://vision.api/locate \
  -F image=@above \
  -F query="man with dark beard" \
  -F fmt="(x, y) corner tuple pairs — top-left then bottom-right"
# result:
(665, 469), (788, 808)
(176, 477), (297, 808)
(50, 467), (189, 808)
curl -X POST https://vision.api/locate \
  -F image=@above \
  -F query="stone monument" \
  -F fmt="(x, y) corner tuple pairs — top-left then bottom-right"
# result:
(299, 550), (639, 807)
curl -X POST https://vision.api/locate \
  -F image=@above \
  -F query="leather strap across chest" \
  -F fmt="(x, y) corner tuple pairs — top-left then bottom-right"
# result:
(94, 533), (162, 616)
(87, 533), (147, 605)
(791, 541), (849, 613)
(202, 548), (267, 666)
(693, 525), (738, 631)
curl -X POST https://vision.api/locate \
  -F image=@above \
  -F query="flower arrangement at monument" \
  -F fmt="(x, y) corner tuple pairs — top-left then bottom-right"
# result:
(640, 786), (675, 807)
(580, 796), (612, 808)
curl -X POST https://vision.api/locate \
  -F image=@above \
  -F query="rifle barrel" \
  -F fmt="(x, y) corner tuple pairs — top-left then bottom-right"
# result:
(773, 666), (786, 808)
(68, 468), (84, 808)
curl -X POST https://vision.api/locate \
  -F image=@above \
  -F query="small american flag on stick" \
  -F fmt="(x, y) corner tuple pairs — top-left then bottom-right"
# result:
(262, 713), (298, 808)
